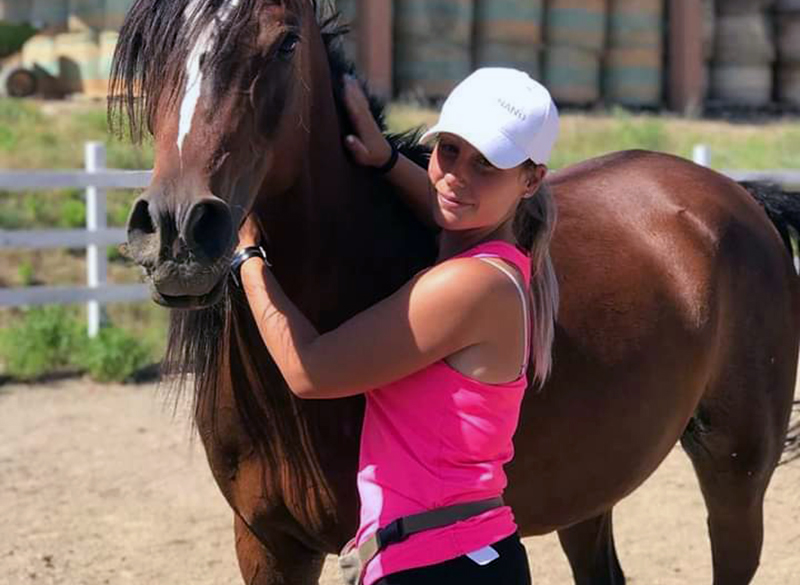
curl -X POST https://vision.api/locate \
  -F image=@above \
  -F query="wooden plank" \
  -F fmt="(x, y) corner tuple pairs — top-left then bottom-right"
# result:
(0, 228), (128, 249)
(356, 0), (393, 98)
(668, 0), (704, 115)
(0, 284), (150, 307)
(0, 170), (152, 191)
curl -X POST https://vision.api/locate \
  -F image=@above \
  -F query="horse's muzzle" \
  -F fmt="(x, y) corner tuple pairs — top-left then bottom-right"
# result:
(126, 194), (235, 306)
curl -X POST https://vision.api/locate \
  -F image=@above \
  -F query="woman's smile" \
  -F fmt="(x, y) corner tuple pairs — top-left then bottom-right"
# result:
(437, 191), (472, 210)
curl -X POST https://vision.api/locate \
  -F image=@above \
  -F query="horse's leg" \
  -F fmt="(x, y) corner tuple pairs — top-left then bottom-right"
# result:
(233, 514), (325, 585)
(556, 510), (625, 585)
(681, 390), (787, 585)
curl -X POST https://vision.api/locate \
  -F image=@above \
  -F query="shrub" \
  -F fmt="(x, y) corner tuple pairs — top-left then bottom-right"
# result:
(74, 325), (152, 383)
(0, 23), (37, 58)
(58, 195), (87, 228)
(0, 306), (82, 380)
(16, 260), (35, 286)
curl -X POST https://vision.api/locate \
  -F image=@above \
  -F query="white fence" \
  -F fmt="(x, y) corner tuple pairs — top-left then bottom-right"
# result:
(0, 142), (152, 337)
(692, 145), (800, 188)
(0, 142), (798, 337)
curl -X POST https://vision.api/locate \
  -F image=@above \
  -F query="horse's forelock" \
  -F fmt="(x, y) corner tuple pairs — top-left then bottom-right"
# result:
(110, 0), (258, 141)
(109, 0), (348, 143)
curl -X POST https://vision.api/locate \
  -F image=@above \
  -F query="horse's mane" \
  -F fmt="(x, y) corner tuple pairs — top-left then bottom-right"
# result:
(109, 0), (428, 161)
(112, 1), (435, 503)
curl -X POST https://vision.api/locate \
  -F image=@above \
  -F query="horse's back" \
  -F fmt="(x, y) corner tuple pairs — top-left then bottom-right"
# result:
(549, 150), (795, 338)
(508, 150), (799, 533)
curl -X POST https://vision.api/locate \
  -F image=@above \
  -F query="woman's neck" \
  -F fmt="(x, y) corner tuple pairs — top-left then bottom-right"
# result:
(437, 220), (517, 263)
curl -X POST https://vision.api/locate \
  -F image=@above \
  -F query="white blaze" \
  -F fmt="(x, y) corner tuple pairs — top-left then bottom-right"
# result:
(177, 0), (241, 158)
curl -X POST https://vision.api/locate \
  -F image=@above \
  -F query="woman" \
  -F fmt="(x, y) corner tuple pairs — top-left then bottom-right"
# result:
(232, 68), (559, 585)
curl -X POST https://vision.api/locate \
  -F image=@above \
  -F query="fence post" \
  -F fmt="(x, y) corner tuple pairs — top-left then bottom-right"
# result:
(693, 144), (710, 167)
(85, 142), (107, 338)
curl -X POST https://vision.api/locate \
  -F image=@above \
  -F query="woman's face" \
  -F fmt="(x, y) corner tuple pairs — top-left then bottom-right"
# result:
(428, 133), (541, 232)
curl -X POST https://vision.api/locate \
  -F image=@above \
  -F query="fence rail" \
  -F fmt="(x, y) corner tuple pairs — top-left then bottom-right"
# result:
(692, 145), (800, 188)
(0, 142), (152, 337)
(1, 142), (798, 337)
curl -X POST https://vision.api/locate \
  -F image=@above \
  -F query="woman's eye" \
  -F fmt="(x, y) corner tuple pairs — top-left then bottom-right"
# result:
(476, 157), (494, 170)
(440, 143), (457, 155)
(278, 33), (299, 57)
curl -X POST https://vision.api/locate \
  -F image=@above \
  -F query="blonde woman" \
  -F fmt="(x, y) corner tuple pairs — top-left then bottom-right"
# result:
(232, 68), (559, 585)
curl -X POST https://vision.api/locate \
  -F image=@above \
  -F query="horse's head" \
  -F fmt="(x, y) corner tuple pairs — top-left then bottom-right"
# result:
(112, 0), (340, 308)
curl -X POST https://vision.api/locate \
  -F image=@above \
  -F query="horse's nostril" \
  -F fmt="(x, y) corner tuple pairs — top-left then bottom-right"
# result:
(185, 199), (233, 262)
(128, 197), (156, 238)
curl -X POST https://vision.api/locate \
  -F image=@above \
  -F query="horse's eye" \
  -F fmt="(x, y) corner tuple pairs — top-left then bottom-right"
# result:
(278, 33), (299, 58)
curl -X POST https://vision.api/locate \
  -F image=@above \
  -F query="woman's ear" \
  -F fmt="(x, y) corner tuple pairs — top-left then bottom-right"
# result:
(523, 164), (548, 198)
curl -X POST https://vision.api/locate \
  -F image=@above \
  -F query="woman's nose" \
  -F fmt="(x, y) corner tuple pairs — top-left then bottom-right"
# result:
(444, 171), (465, 189)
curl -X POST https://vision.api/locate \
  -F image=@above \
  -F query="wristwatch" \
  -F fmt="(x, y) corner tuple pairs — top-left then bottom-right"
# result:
(374, 143), (399, 175)
(230, 245), (271, 288)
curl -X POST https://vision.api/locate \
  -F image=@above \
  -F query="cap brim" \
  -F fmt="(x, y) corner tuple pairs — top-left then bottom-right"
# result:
(420, 122), (529, 170)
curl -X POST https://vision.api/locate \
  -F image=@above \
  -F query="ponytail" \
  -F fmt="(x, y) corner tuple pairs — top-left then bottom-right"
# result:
(513, 173), (559, 389)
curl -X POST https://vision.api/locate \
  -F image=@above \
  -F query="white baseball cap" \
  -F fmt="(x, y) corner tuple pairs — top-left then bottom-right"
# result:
(421, 68), (559, 168)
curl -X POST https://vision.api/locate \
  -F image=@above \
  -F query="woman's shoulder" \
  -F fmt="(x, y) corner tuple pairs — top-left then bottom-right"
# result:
(416, 254), (523, 307)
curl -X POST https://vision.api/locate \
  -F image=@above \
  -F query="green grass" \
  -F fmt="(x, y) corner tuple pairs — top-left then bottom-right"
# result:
(0, 306), (156, 382)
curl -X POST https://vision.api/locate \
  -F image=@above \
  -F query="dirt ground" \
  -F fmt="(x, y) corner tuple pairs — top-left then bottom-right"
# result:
(1, 379), (798, 585)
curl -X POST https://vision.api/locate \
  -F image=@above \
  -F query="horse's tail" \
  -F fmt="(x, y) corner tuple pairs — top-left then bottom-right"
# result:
(738, 181), (800, 258)
(738, 181), (800, 462)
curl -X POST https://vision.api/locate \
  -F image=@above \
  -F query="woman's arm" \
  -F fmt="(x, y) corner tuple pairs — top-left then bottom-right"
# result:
(343, 76), (437, 230)
(237, 220), (506, 400)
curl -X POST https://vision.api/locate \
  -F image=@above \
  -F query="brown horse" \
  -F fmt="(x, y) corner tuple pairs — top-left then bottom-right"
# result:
(111, 1), (799, 584)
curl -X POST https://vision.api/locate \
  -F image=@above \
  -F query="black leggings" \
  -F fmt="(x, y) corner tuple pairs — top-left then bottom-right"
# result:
(374, 532), (531, 585)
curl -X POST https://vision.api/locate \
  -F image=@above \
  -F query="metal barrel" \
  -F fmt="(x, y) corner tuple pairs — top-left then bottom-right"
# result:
(473, 0), (542, 77)
(395, 0), (473, 44)
(713, 13), (776, 65)
(543, 45), (601, 106)
(605, 0), (664, 107)
(717, 0), (774, 15)
(474, 42), (542, 79)
(474, 0), (543, 44)
(394, 0), (473, 98)
(604, 47), (663, 106)
(777, 14), (800, 62)
(394, 39), (472, 99)
(710, 64), (773, 105)
(544, 0), (606, 53)
(703, 0), (716, 61)
(778, 63), (800, 105)
(608, 0), (663, 49)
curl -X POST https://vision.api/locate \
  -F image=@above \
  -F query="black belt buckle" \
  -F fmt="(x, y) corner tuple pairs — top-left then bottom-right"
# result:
(376, 517), (407, 549)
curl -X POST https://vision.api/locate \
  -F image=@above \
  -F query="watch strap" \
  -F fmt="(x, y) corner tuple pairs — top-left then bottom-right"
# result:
(374, 143), (399, 175)
(231, 245), (270, 288)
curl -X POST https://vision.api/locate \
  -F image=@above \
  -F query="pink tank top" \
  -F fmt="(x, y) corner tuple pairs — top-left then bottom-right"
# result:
(354, 241), (532, 585)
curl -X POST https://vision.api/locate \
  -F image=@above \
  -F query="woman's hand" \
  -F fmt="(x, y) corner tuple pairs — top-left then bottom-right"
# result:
(237, 214), (262, 250)
(343, 75), (393, 168)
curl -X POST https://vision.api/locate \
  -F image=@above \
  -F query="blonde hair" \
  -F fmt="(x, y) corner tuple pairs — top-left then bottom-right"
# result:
(513, 171), (559, 389)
